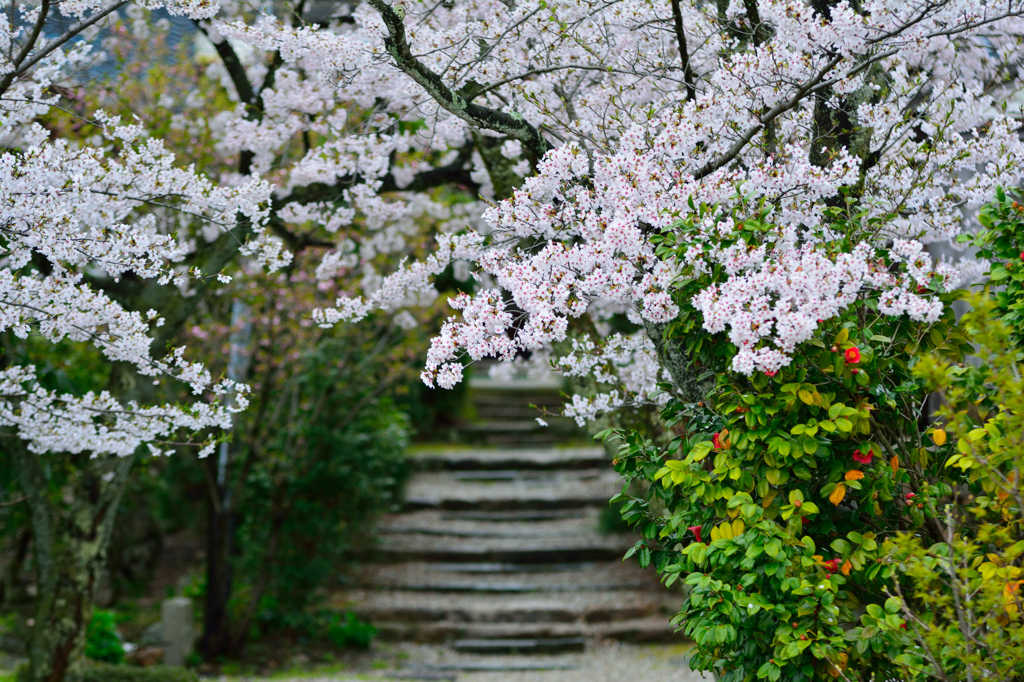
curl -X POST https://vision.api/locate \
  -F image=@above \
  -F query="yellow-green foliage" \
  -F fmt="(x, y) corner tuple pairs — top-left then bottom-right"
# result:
(881, 295), (1024, 680)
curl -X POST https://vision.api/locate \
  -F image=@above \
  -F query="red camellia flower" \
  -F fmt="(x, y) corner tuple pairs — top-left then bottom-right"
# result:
(688, 525), (703, 543)
(852, 448), (873, 464)
(712, 433), (723, 449)
(822, 559), (841, 574)
(1020, 251), (1024, 261)
(845, 346), (861, 364)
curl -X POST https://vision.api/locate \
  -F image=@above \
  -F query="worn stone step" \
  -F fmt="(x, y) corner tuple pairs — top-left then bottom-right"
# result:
(453, 637), (586, 654)
(369, 618), (682, 644)
(371, 532), (632, 563)
(409, 660), (579, 673)
(353, 561), (662, 590)
(410, 446), (608, 471)
(426, 562), (599, 573)
(337, 589), (674, 625)
(453, 469), (602, 482)
(403, 470), (618, 512)
(378, 510), (600, 539)
(439, 510), (583, 522)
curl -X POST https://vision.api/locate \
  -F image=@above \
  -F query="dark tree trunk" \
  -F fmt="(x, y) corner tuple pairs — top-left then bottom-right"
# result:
(10, 442), (134, 682)
(200, 455), (235, 660)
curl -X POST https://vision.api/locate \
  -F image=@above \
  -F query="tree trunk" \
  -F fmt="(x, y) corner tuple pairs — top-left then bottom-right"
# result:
(10, 441), (134, 682)
(200, 478), (235, 660)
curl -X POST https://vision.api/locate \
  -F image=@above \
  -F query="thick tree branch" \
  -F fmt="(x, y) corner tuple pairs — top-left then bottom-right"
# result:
(670, 0), (696, 101)
(366, 0), (552, 158)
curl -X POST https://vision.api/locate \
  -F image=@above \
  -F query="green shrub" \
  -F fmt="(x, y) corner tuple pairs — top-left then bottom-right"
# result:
(868, 295), (1024, 680)
(606, 202), (976, 681)
(84, 611), (123, 665)
(323, 612), (376, 650)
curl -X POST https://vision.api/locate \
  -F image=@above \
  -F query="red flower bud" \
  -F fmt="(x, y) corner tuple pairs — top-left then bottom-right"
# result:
(764, 370), (776, 377)
(688, 525), (703, 544)
(793, 499), (802, 507)
(845, 347), (861, 364)
(851, 368), (860, 374)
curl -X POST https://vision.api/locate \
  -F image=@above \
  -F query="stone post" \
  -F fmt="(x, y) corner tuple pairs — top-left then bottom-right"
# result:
(160, 597), (194, 666)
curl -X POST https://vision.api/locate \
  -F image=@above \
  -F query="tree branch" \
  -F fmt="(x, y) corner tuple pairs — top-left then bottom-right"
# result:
(0, 0), (128, 97)
(366, 0), (552, 158)
(670, 0), (696, 101)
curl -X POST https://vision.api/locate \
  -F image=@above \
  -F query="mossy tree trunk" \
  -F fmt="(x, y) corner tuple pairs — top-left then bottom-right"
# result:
(9, 441), (134, 682)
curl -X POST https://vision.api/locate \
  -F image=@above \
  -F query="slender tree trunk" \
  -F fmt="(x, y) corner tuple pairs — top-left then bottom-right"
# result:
(2, 527), (31, 604)
(200, 467), (235, 660)
(9, 441), (134, 682)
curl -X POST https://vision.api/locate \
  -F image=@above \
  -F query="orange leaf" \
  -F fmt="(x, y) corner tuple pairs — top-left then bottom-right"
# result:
(845, 470), (865, 481)
(890, 455), (899, 475)
(841, 559), (852, 576)
(829, 484), (847, 506)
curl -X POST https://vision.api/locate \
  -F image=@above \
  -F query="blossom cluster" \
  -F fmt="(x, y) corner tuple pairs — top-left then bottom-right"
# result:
(0, 117), (270, 454)
(691, 240), (963, 375)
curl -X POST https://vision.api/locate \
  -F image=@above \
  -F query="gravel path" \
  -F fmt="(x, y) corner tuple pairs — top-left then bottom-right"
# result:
(218, 643), (712, 682)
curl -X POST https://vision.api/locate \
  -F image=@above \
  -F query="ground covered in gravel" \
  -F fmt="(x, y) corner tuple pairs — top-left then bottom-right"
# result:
(214, 642), (710, 681)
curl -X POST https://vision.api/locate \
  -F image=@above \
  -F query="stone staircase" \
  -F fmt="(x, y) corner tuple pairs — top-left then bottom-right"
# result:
(333, 376), (688, 678)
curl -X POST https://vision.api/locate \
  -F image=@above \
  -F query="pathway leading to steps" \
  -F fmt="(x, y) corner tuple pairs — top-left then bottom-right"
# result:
(331, 378), (708, 681)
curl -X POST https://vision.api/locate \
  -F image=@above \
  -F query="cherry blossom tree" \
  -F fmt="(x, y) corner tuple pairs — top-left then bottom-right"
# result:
(6, 0), (1024, 678)
(301, 0), (1024, 417)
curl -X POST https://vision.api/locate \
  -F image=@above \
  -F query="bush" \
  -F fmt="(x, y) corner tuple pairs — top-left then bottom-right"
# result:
(323, 612), (376, 650)
(606, 202), (977, 681)
(871, 295), (1024, 680)
(84, 611), (123, 665)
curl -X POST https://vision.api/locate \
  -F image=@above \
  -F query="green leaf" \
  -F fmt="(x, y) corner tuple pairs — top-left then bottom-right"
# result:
(830, 539), (852, 555)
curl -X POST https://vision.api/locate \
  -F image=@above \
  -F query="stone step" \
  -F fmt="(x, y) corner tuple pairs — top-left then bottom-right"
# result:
(453, 637), (586, 654)
(426, 562), (600, 573)
(369, 618), (682, 644)
(403, 470), (618, 512)
(405, 660), (579, 673)
(371, 531), (633, 563)
(354, 561), (662, 590)
(337, 589), (675, 625)
(452, 469), (603, 482)
(439, 510), (583, 522)
(378, 510), (600, 539)
(410, 446), (608, 472)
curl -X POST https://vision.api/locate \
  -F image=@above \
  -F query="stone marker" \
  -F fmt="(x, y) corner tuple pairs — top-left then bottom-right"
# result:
(160, 597), (194, 666)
